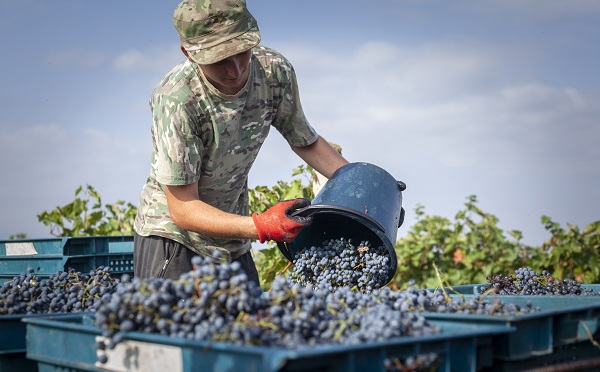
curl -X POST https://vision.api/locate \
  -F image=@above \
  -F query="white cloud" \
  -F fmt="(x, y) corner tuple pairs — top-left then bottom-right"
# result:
(44, 44), (183, 75)
(282, 41), (521, 125)
(112, 44), (184, 74)
(276, 42), (599, 176)
(113, 50), (147, 72)
(0, 124), (151, 239)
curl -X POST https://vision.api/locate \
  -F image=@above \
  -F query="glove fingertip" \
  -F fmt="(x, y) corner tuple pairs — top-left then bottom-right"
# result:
(298, 198), (311, 207)
(289, 198), (311, 211)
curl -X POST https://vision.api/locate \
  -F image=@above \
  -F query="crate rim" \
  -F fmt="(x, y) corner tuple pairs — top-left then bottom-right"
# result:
(0, 235), (134, 243)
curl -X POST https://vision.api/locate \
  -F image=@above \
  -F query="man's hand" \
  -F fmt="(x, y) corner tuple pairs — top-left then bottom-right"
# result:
(252, 198), (312, 243)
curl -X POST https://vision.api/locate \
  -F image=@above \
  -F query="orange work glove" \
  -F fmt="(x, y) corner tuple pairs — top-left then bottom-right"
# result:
(252, 198), (312, 243)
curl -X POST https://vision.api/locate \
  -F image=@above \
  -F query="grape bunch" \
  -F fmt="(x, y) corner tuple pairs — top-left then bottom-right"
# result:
(290, 238), (391, 293)
(480, 267), (599, 296)
(0, 266), (119, 315)
(384, 353), (441, 372)
(374, 286), (539, 316)
(94, 254), (442, 364)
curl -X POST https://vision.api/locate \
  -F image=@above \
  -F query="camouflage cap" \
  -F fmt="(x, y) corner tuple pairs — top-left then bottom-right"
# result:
(173, 0), (261, 65)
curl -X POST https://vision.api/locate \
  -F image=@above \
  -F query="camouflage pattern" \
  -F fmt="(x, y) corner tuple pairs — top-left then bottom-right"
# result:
(134, 45), (318, 263)
(173, 0), (261, 65)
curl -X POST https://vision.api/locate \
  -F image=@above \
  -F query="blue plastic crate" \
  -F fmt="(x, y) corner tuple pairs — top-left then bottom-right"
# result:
(0, 236), (134, 256)
(1, 313), (89, 372)
(421, 294), (600, 362)
(0, 352), (38, 371)
(0, 236), (134, 284)
(2, 314), (51, 354)
(24, 314), (513, 372)
(1, 313), (94, 354)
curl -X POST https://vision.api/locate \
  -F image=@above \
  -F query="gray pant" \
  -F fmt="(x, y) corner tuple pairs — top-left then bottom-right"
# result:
(133, 233), (260, 287)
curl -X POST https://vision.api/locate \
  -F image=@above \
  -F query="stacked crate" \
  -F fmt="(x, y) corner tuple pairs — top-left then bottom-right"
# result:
(0, 235), (134, 284)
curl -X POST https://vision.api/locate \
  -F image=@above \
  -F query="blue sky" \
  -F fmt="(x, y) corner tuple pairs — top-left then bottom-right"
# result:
(1, 1), (599, 247)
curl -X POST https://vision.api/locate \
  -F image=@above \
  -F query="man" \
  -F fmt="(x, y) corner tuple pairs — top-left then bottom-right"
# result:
(133, 0), (348, 285)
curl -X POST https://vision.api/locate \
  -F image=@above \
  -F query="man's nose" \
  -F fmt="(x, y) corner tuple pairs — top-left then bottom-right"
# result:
(229, 64), (241, 78)
(228, 56), (244, 77)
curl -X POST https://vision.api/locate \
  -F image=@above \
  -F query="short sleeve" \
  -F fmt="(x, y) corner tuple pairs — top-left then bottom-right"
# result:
(151, 94), (203, 185)
(271, 64), (319, 147)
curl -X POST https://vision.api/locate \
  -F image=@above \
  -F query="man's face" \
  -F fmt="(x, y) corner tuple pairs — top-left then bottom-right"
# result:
(199, 49), (252, 95)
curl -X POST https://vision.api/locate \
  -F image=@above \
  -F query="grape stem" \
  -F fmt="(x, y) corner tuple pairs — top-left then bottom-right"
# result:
(432, 263), (451, 302)
(580, 321), (600, 350)
(278, 262), (293, 275)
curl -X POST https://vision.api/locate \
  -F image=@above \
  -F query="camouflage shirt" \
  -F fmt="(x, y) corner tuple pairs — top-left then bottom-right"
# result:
(134, 45), (318, 262)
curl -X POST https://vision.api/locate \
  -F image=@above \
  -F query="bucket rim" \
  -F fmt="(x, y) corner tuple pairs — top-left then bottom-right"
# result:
(292, 204), (386, 233)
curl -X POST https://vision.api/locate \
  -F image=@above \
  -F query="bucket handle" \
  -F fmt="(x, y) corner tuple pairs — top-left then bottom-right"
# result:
(398, 207), (405, 228)
(397, 180), (406, 227)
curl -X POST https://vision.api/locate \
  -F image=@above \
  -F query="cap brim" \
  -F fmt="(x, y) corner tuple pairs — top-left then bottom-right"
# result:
(188, 28), (260, 65)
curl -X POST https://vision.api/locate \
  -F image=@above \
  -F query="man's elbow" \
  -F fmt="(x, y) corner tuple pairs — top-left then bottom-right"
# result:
(168, 206), (191, 230)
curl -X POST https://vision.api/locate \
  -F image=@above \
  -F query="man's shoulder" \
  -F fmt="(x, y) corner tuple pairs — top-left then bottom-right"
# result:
(251, 45), (296, 84)
(252, 45), (284, 57)
(252, 45), (293, 70)
(151, 60), (196, 103)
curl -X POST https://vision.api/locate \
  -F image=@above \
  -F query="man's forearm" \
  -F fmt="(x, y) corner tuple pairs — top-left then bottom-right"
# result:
(166, 184), (258, 239)
(292, 136), (348, 178)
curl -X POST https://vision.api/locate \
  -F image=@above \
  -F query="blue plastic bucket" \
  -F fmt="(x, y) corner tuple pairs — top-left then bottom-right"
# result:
(284, 162), (405, 282)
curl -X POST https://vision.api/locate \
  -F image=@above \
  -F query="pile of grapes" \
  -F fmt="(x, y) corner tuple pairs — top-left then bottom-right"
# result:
(287, 239), (538, 316)
(94, 253), (442, 364)
(93, 254), (549, 366)
(373, 286), (539, 316)
(6, 253), (589, 370)
(480, 267), (599, 296)
(0, 266), (119, 315)
(290, 238), (391, 293)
